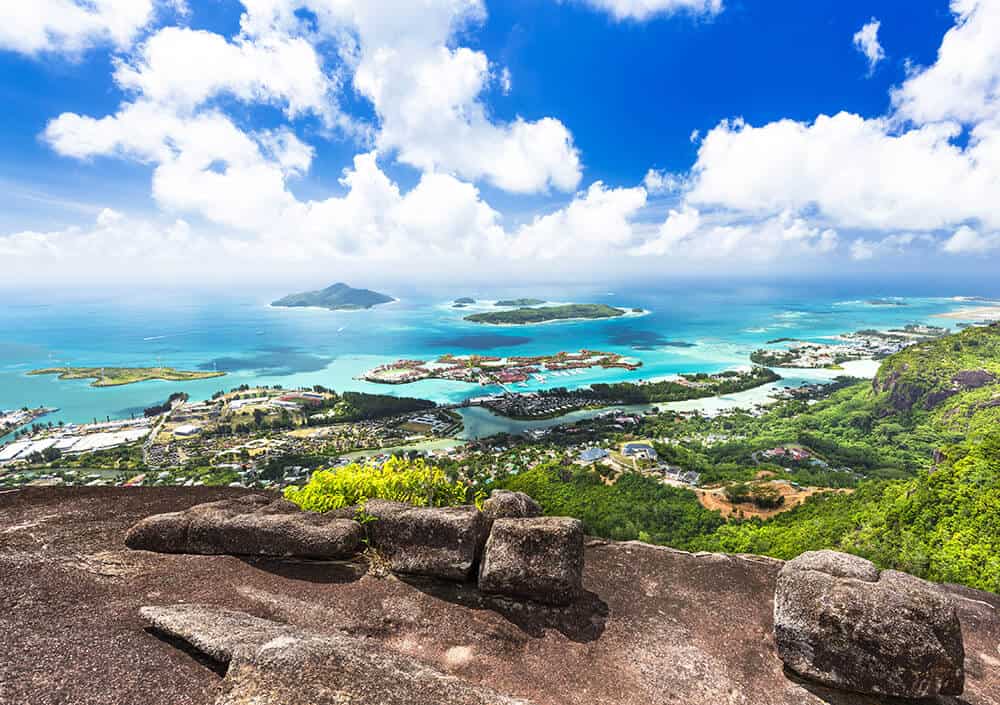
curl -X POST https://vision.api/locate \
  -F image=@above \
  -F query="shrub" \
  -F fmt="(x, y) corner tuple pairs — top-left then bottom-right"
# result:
(283, 457), (470, 512)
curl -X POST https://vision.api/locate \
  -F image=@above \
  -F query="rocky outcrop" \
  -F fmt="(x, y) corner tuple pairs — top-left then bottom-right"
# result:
(482, 490), (542, 520)
(365, 500), (489, 580)
(479, 517), (584, 606)
(6, 488), (1000, 705)
(142, 605), (534, 705)
(125, 495), (362, 559)
(774, 550), (965, 698)
(875, 364), (998, 412)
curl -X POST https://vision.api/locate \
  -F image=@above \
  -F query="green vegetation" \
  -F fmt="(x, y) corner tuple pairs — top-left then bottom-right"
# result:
(872, 322), (1000, 413)
(499, 463), (724, 545)
(49, 443), (145, 471)
(494, 298), (545, 306)
(724, 482), (785, 509)
(694, 431), (1000, 592)
(284, 457), (471, 512)
(465, 303), (625, 325)
(271, 282), (394, 310)
(585, 366), (780, 404)
(308, 391), (436, 423)
(28, 367), (225, 388)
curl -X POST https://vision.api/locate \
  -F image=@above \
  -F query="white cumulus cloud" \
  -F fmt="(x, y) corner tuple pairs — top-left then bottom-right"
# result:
(942, 225), (1000, 253)
(0, 0), (180, 55)
(853, 18), (885, 74)
(575, 0), (722, 22)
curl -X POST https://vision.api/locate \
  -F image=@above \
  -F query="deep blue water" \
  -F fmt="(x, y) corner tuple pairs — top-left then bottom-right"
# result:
(1, 280), (997, 430)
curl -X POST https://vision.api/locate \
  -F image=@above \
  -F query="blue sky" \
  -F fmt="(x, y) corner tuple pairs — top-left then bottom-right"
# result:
(0, 0), (997, 287)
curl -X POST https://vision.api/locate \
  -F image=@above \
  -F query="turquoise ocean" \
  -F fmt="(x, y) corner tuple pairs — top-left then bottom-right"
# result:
(2, 280), (997, 437)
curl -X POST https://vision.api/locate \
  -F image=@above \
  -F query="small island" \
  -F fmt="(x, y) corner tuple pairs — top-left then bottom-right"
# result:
(495, 298), (545, 307)
(466, 303), (626, 325)
(28, 367), (226, 388)
(454, 297), (476, 304)
(272, 282), (394, 311)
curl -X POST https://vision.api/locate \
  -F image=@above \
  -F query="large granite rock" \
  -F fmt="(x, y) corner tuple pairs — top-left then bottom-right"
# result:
(125, 496), (361, 559)
(482, 490), (542, 520)
(478, 517), (584, 606)
(774, 550), (965, 698)
(142, 605), (534, 705)
(365, 500), (488, 581)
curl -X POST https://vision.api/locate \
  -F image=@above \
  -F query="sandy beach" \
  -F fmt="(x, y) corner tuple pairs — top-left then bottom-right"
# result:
(933, 305), (1000, 321)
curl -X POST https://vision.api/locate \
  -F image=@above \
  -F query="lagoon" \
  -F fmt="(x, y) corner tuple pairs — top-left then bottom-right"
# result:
(1, 283), (995, 432)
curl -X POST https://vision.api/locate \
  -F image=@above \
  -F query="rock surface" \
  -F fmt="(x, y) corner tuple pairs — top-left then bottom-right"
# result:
(366, 500), (487, 580)
(482, 490), (542, 520)
(125, 495), (361, 559)
(479, 517), (584, 605)
(3, 487), (1000, 705)
(774, 550), (966, 698)
(142, 604), (533, 705)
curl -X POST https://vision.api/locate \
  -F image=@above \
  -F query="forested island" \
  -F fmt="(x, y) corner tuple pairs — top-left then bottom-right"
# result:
(28, 367), (225, 388)
(465, 303), (626, 325)
(271, 282), (394, 311)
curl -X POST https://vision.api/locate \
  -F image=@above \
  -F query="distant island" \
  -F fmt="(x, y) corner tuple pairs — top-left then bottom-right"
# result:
(28, 367), (225, 388)
(272, 282), (394, 311)
(454, 297), (476, 304)
(466, 303), (626, 325)
(495, 298), (545, 307)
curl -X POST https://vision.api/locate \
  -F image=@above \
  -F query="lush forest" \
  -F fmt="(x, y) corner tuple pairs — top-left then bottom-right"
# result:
(586, 366), (780, 404)
(305, 391), (436, 424)
(692, 428), (1000, 593)
(499, 463), (724, 546)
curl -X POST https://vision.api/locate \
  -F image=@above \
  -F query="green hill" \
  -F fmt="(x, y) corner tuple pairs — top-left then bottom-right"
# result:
(694, 323), (1000, 592)
(272, 283), (394, 311)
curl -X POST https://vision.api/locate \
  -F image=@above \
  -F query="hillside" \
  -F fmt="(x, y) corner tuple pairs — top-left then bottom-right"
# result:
(693, 323), (1000, 592)
(271, 283), (394, 310)
(873, 322), (1000, 413)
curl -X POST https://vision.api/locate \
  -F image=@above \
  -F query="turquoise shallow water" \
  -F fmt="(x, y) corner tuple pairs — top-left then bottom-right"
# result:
(1, 281), (996, 431)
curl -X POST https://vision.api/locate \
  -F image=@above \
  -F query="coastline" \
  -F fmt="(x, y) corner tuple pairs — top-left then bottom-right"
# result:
(933, 305), (1000, 321)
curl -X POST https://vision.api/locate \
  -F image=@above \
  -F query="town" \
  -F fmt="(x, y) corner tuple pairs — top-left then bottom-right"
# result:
(361, 349), (642, 387)
(751, 325), (949, 368)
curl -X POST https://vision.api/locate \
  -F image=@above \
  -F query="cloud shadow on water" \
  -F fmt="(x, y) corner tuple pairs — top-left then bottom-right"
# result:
(606, 328), (695, 351)
(199, 346), (332, 376)
(427, 334), (533, 351)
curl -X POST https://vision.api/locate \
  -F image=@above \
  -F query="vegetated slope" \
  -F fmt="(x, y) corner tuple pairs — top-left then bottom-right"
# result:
(873, 322), (1000, 413)
(272, 282), (394, 310)
(695, 324), (1000, 593)
(500, 464), (724, 546)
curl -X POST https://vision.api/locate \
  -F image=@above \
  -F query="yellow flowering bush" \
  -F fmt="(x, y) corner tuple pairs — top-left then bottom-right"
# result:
(283, 457), (469, 512)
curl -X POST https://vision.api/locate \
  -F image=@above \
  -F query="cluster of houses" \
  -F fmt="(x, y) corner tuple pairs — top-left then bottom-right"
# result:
(575, 442), (701, 487)
(480, 392), (591, 418)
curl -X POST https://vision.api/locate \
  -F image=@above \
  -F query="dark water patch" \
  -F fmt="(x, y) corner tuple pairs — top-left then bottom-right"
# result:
(0, 342), (49, 363)
(428, 334), (532, 350)
(115, 406), (153, 418)
(199, 348), (331, 376)
(606, 329), (695, 350)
